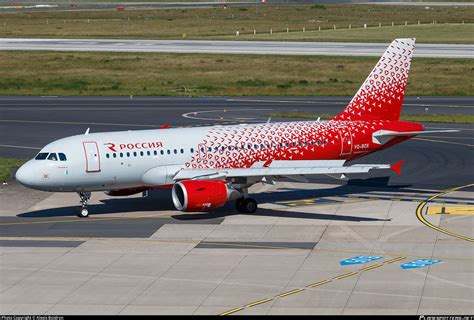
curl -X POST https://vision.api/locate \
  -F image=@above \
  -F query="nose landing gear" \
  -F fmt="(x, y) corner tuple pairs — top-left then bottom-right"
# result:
(78, 192), (91, 218)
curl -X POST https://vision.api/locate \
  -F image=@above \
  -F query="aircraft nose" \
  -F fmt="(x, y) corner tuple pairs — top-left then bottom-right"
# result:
(15, 163), (35, 187)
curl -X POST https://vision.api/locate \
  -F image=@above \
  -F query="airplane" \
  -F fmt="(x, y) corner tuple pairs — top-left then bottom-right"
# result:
(15, 38), (456, 218)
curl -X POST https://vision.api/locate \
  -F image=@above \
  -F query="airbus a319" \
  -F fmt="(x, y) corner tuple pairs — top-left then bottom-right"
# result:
(15, 39), (455, 217)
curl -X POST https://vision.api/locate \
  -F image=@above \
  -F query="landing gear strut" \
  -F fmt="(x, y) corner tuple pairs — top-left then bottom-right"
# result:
(235, 197), (258, 214)
(78, 192), (91, 218)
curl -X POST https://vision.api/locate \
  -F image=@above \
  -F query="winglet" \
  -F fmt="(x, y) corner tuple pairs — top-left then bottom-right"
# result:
(160, 123), (170, 129)
(390, 160), (405, 175)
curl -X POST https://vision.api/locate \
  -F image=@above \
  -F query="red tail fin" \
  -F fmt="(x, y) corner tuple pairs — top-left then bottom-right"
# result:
(334, 38), (415, 122)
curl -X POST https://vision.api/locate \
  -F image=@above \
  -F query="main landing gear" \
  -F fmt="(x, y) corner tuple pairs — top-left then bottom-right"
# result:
(77, 191), (91, 218)
(235, 197), (258, 214)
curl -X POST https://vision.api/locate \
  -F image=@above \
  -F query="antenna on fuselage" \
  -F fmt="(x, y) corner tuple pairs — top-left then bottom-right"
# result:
(317, 117), (321, 122)
(266, 117), (271, 124)
(84, 128), (90, 135)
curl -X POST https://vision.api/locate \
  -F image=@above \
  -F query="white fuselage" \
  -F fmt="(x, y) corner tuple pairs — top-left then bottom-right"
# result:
(16, 120), (363, 193)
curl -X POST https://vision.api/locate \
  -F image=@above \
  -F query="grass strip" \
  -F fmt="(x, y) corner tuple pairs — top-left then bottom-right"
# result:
(0, 158), (26, 182)
(0, 51), (471, 96)
(0, 4), (472, 43)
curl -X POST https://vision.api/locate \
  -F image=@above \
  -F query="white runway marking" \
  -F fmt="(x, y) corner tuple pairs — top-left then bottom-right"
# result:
(0, 144), (41, 150)
(182, 108), (271, 121)
(0, 119), (161, 127)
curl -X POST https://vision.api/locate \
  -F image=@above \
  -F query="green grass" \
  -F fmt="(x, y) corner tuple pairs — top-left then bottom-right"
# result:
(0, 4), (472, 42)
(270, 112), (474, 124)
(217, 24), (474, 44)
(0, 158), (25, 182)
(0, 51), (472, 96)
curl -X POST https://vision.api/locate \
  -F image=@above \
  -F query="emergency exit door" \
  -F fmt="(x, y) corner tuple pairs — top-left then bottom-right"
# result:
(338, 127), (353, 156)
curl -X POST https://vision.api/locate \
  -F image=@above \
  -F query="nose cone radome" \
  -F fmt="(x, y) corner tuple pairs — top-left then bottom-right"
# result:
(15, 162), (36, 188)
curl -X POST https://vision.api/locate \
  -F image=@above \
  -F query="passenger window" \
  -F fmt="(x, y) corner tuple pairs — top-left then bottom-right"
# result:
(106, 154), (110, 159)
(167, 150), (171, 155)
(200, 147), (204, 153)
(133, 152), (137, 157)
(190, 148), (194, 153)
(47, 153), (58, 161)
(161, 150), (164, 155)
(113, 153), (117, 158)
(58, 153), (67, 161)
(35, 153), (48, 160)
(173, 149), (177, 154)
(120, 153), (123, 158)
(208, 147), (212, 152)
(140, 151), (144, 156)
(147, 151), (151, 156)
(154, 150), (158, 156)
(180, 149), (184, 154)
(127, 152), (130, 157)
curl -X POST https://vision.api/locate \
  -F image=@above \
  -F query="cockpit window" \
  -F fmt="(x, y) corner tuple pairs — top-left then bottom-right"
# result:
(58, 153), (67, 161)
(35, 153), (49, 160)
(47, 153), (58, 161)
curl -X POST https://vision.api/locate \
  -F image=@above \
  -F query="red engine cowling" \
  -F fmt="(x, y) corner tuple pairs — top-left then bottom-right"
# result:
(172, 180), (232, 212)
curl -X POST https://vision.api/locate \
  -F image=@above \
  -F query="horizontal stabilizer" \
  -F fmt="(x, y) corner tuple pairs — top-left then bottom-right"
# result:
(373, 129), (459, 144)
(390, 160), (404, 175)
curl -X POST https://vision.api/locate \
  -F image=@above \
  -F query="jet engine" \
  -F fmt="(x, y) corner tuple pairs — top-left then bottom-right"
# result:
(171, 180), (241, 212)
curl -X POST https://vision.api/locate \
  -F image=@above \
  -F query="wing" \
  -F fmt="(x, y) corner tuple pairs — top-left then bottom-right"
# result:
(173, 160), (404, 181)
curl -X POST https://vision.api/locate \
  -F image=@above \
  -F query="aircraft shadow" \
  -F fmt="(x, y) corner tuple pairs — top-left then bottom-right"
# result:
(17, 176), (406, 220)
(171, 208), (390, 222)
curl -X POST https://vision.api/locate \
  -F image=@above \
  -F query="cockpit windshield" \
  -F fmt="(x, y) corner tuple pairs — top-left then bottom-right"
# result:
(35, 152), (67, 161)
(35, 153), (48, 160)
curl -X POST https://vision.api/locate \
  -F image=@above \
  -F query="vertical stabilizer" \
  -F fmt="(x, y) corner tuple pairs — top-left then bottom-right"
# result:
(334, 38), (415, 121)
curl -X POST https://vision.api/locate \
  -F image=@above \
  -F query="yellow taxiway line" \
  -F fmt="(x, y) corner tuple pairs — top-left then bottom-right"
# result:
(218, 257), (406, 316)
(416, 183), (474, 243)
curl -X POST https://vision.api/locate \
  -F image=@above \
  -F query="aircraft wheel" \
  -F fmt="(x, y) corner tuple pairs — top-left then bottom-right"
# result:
(78, 208), (89, 218)
(241, 198), (258, 214)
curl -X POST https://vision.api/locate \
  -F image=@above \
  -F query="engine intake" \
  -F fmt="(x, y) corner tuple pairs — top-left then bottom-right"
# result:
(172, 180), (240, 212)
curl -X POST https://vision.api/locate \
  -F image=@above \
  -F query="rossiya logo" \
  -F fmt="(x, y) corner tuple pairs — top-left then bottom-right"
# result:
(104, 142), (163, 152)
(104, 143), (117, 152)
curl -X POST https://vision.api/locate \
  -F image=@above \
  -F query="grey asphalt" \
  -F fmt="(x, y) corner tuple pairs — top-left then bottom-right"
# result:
(0, 39), (472, 58)
(0, 96), (472, 316)
(0, 96), (472, 189)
